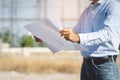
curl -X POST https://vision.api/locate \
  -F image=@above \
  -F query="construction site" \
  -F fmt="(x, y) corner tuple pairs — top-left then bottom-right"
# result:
(1, 0), (120, 80)
(0, 0), (90, 80)
(0, 0), (89, 49)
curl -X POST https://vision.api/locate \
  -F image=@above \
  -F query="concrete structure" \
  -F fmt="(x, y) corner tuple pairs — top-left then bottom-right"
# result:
(0, 0), (89, 48)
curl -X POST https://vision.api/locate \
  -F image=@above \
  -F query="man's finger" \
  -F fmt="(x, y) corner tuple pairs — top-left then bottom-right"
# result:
(60, 32), (70, 37)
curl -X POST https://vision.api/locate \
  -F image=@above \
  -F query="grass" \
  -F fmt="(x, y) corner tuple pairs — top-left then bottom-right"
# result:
(0, 52), (120, 74)
(0, 53), (82, 74)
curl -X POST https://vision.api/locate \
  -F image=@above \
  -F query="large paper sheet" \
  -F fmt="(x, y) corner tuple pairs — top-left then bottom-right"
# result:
(24, 19), (85, 53)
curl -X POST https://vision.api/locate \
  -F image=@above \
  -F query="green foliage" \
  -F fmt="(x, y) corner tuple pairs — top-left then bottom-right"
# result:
(0, 34), (1, 38)
(0, 30), (9, 43)
(20, 35), (35, 47)
(38, 42), (44, 47)
(3, 31), (9, 43)
(118, 45), (120, 50)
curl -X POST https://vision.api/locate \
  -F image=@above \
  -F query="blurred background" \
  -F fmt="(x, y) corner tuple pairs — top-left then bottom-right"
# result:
(0, 0), (119, 80)
(0, 0), (90, 48)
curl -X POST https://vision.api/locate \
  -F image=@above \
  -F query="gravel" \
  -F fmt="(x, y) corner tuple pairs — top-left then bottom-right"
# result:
(0, 72), (80, 80)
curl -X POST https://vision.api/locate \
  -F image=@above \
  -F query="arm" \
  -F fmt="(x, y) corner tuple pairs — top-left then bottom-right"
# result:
(79, 8), (120, 45)
(60, 4), (120, 45)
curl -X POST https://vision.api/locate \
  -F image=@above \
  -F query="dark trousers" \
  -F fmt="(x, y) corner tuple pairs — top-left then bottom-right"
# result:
(81, 56), (119, 80)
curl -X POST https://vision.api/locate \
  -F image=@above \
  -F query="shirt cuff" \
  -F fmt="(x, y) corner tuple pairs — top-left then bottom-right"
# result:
(78, 33), (88, 44)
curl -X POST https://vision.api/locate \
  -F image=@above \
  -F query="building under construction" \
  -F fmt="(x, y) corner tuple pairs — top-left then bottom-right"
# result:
(0, 0), (89, 47)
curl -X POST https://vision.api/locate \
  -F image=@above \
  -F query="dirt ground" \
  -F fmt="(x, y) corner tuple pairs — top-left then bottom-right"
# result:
(0, 72), (80, 80)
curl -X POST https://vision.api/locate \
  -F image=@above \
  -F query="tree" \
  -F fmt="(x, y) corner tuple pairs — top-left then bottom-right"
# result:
(20, 35), (35, 47)
(3, 31), (9, 43)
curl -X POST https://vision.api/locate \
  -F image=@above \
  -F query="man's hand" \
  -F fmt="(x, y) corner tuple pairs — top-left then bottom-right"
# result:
(59, 29), (80, 43)
(34, 36), (42, 42)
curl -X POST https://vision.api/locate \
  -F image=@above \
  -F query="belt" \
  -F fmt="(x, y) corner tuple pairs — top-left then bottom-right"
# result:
(84, 55), (117, 65)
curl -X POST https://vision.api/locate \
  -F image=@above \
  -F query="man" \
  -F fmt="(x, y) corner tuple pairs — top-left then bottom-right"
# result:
(34, 0), (120, 79)
(60, 0), (120, 80)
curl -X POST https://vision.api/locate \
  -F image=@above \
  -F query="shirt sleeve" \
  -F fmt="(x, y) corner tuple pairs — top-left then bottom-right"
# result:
(79, 6), (120, 45)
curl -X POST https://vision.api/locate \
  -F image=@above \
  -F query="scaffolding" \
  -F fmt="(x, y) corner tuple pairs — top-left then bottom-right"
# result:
(0, 0), (89, 48)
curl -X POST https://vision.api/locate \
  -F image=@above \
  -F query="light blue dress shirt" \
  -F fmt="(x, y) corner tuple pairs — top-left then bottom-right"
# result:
(73, 0), (120, 57)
